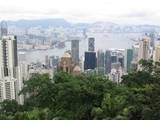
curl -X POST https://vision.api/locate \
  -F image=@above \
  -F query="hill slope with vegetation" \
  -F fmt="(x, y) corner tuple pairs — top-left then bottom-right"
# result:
(1, 60), (160, 120)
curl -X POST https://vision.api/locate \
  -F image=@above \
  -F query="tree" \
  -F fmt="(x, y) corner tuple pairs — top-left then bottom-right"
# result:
(20, 72), (115, 120)
(0, 100), (23, 116)
(2, 61), (160, 120)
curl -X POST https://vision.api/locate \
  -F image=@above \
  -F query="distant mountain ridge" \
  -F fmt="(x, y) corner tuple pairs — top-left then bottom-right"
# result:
(6, 18), (160, 32)
(7, 19), (72, 28)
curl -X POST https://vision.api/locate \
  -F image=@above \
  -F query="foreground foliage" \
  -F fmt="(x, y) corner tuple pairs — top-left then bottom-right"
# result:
(1, 60), (160, 120)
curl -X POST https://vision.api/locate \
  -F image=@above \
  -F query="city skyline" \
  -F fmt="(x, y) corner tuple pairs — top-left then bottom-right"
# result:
(0, 0), (160, 25)
(1, 1), (160, 119)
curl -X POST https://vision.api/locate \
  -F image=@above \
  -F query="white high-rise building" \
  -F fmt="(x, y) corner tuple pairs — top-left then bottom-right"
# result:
(0, 35), (23, 104)
(138, 37), (150, 61)
(153, 45), (160, 62)
(109, 63), (123, 83)
(132, 44), (139, 62)
(0, 36), (18, 78)
(18, 52), (29, 81)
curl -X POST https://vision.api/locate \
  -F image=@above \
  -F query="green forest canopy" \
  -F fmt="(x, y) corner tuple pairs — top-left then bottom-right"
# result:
(1, 60), (160, 120)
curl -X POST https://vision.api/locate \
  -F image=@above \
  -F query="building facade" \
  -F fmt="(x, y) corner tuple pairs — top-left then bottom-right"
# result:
(105, 50), (111, 74)
(71, 40), (79, 65)
(58, 52), (81, 75)
(0, 35), (23, 104)
(97, 50), (105, 75)
(138, 37), (150, 61)
(58, 52), (74, 73)
(0, 36), (18, 78)
(153, 45), (160, 62)
(124, 49), (133, 72)
(84, 51), (96, 70)
(88, 37), (95, 52)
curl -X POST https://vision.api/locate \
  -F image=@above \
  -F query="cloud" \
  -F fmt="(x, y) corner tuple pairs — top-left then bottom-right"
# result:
(0, 0), (160, 25)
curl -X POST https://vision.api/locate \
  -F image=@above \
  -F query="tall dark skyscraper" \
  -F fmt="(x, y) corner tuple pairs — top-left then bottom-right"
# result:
(124, 49), (133, 72)
(97, 50), (105, 75)
(71, 40), (79, 65)
(1, 21), (8, 37)
(88, 37), (95, 51)
(84, 51), (96, 70)
(105, 50), (111, 74)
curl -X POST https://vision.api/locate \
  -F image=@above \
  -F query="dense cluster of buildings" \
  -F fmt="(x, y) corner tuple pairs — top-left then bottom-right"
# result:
(57, 33), (159, 83)
(0, 21), (160, 104)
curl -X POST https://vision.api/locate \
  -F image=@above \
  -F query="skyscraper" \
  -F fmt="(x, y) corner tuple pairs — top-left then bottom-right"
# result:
(45, 55), (50, 68)
(149, 33), (155, 49)
(71, 40), (79, 65)
(88, 37), (95, 52)
(1, 21), (8, 37)
(138, 37), (150, 61)
(97, 50), (105, 75)
(0, 36), (18, 78)
(153, 45), (160, 62)
(105, 50), (111, 74)
(84, 51), (96, 70)
(132, 44), (139, 62)
(0, 35), (23, 103)
(18, 52), (29, 82)
(124, 49), (133, 72)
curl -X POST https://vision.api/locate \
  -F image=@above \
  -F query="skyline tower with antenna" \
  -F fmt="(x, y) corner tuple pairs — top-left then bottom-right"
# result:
(1, 21), (8, 37)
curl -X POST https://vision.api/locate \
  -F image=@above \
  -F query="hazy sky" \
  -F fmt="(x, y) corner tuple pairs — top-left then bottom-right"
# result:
(0, 0), (160, 24)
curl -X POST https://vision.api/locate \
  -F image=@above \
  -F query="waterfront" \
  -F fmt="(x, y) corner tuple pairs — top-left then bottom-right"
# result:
(19, 33), (143, 63)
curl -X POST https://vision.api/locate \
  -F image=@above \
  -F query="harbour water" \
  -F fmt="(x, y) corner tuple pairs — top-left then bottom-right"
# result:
(19, 33), (143, 63)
